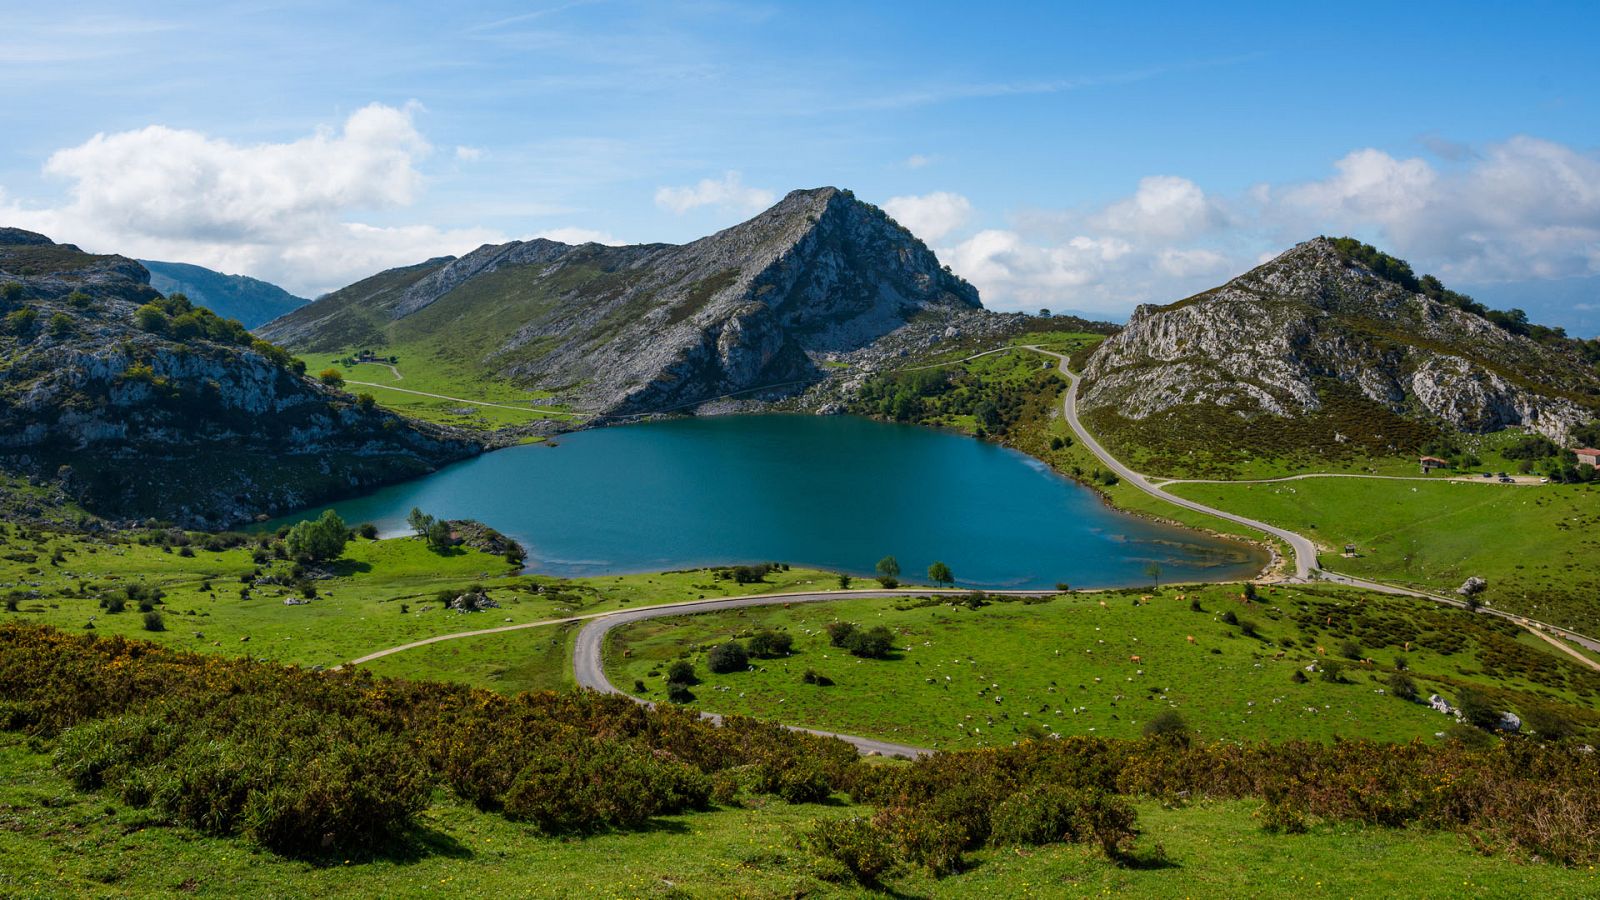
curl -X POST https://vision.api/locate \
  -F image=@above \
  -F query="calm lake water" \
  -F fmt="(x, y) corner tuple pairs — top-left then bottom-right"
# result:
(288, 415), (1265, 589)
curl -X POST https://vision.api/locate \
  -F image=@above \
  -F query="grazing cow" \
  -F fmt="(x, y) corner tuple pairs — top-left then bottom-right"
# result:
(1186, 635), (1195, 644)
(1129, 655), (1142, 663)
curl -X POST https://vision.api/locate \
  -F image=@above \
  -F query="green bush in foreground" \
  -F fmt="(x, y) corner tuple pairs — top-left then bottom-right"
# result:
(3, 623), (1599, 876)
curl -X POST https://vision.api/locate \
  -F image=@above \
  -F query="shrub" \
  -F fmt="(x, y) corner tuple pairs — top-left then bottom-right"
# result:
(1319, 661), (1346, 683)
(746, 629), (792, 658)
(1141, 710), (1190, 740)
(665, 683), (694, 704)
(802, 817), (895, 886)
(142, 612), (164, 632)
(1237, 619), (1260, 638)
(1290, 669), (1309, 684)
(357, 523), (379, 540)
(1386, 672), (1418, 702)
(1339, 640), (1363, 660)
(706, 641), (749, 674)
(1220, 610), (1238, 625)
(502, 738), (709, 833)
(665, 660), (696, 685)
(318, 368), (344, 387)
(801, 669), (834, 687)
(825, 621), (858, 648)
(845, 626), (895, 659)
(991, 785), (1138, 858)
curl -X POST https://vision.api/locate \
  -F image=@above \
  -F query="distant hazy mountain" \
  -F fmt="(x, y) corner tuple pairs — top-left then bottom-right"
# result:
(258, 187), (982, 415)
(140, 260), (307, 329)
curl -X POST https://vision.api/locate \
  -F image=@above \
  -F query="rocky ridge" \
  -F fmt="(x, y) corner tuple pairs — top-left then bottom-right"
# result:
(1080, 237), (1599, 442)
(0, 229), (480, 527)
(260, 188), (982, 415)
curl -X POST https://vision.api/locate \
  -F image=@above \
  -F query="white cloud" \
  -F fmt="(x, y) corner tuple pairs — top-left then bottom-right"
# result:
(455, 145), (484, 162)
(0, 103), (514, 296)
(654, 170), (774, 215)
(882, 191), (972, 242)
(904, 153), (933, 169)
(1264, 137), (1600, 283)
(1095, 175), (1222, 240)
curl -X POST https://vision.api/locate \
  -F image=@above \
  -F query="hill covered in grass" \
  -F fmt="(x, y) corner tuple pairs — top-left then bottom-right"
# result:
(1078, 237), (1600, 477)
(0, 228), (479, 527)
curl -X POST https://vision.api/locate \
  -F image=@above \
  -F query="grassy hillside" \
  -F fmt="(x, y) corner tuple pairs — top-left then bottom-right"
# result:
(0, 521), (843, 670)
(1166, 478), (1600, 635)
(602, 584), (1597, 749)
(297, 346), (577, 431)
(4, 735), (1593, 899)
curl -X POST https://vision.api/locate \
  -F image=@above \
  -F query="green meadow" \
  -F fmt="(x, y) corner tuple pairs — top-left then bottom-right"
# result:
(603, 584), (1598, 750)
(296, 346), (578, 430)
(1167, 478), (1600, 635)
(0, 522), (844, 670)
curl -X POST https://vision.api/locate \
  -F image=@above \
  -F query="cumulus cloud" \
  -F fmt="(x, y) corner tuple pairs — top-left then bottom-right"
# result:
(935, 136), (1600, 320)
(1095, 175), (1223, 240)
(1263, 137), (1600, 283)
(654, 171), (775, 215)
(904, 153), (933, 169)
(0, 103), (509, 295)
(882, 191), (972, 242)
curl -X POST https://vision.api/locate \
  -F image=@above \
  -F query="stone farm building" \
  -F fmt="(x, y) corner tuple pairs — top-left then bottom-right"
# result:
(1419, 456), (1449, 473)
(1576, 448), (1600, 468)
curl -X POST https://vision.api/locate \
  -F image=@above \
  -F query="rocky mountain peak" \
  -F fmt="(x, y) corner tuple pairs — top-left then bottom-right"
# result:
(262, 186), (982, 415)
(1082, 237), (1600, 447)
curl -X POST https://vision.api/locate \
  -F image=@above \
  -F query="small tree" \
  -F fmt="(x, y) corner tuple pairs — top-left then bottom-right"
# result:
(747, 629), (792, 658)
(407, 507), (434, 537)
(875, 555), (900, 589)
(665, 660), (696, 685)
(318, 368), (345, 387)
(284, 509), (349, 562)
(927, 561), (954, 587)
(837, 572), (853, 590)
(356, 392), (376, 411)
(1143, 561), (1161, 587)
(706, 641), (749, 674)
(48, 312), (73, 337)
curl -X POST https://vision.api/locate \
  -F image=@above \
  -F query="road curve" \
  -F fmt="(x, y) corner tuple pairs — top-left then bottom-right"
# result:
(1028, 348), (1318, 580)
(574, 589), (1050, 758)
(1026, 346), (1600, 662)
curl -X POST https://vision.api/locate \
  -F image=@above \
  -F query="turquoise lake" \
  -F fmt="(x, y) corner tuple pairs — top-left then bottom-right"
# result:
(294, 414), (1265, 589)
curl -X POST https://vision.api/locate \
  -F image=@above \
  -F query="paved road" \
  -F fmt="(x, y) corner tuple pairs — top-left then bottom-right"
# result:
(573, 588), (1061, 758)
(345, 380), (574, 416)
(1028, 347), (1319, 580)
(1159, 472), (1540, 487)
(1024, 346), (1600, 664)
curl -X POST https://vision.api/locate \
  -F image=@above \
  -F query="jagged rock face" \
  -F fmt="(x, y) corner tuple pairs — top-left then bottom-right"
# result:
(260, 188), (981, 414)
(0, 231), (480, 526)
(1081, 238), (1599, 441)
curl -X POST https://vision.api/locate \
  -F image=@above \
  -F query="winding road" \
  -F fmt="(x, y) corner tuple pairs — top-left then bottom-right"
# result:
(1024, 346), (1600, 663)
(346, 343), (1600, 758)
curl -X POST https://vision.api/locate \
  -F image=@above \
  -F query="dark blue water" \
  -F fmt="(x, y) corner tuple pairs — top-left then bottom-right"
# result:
(285, 415), (1263, 588)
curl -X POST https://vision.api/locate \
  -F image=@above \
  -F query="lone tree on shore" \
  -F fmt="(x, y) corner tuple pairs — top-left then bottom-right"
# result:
(928, 561), (954, 587)
(875, 555), (901, 588)
(1144, 561), (1161, 587)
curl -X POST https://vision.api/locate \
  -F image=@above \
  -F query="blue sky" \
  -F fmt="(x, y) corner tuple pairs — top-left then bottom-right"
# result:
(3, 1), (1598, 332)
